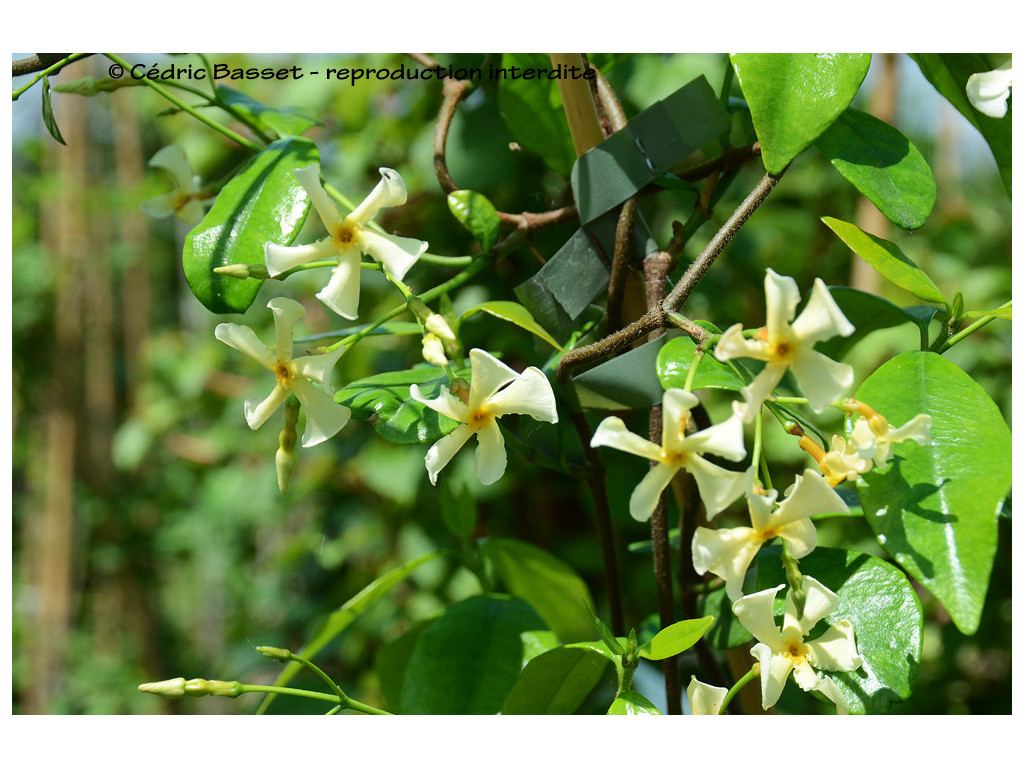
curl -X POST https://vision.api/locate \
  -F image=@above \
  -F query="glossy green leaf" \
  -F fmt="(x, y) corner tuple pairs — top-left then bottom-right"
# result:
(447, 190), (501, 252)
(822, 217), (946, 304)
(730, 53), (871, 174)
(698, 585), (753, 649)
(502, 646), (611, 714)
(815, 108), (936, 230)
(639, 616), (714, 660)
(183, 137), (318, 313)
(656, 335), (744, 392)
(334, 364), (464, 444)
(480, 537), (595, 642)
(375, 618), (435, 713)
(462, 300), (564, 352)
(401, 595), (546, 714)
(258, 550), (444, 713)
(607, 690), (661, 715)
(584, 603), (624, 655)
(216, 85), (320, 138)
(756, 546), (923, 714)
(41, 77), (65, 145)
(855, 351), (1009, 634)
(496, 53), (577, 175)
(571, 76), (729, 223)
(909, 54), (1011, 194)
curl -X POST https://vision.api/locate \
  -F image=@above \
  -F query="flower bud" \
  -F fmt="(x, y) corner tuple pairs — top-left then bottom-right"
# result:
(421, 334), (448, 367)
(406, 296), (433, 323)
(213, 263), (252, 279)
(256, 645), (292, 662)
(138, 677), (187, 698)
(424, 314), (457, 346)
(276, 400), (300, 493)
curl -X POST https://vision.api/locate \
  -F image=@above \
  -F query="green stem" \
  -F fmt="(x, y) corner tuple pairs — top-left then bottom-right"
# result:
(718, 664), (759, 714)
(941, 304), (1008, 351)
(102, 53), (263, 152)
(12, 53), (92, 99)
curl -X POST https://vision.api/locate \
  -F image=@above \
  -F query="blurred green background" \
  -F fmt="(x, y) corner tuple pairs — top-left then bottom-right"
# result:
(11, 53), (1010, 714)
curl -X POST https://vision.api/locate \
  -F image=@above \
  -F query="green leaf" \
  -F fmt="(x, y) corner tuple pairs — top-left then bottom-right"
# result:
(502, 646), (611, 714)
(183, 137), (318, 313)
(334, 364), (464, 445)
(572, 334), (670, 409)
(638, 616), (714, 660)
(257, 550), (445, 713)
(698, 585), (753, 649)
(822, 217), (946, 305)
(909, 54), (1011, 195)
(401, 595), (546, 714)
(53, 75), (144, 95)
(480, 537), (595, 642)
(216, 85), (320, 138)
(815, 108), (936, 230)
(730, 53), (871, 174)
(964, 303), (1011, 320)
(571, 76), (729, 223)
(447, 190), (501, 253)
(462, 301), (564, 352)
(855, 351), (1009, 634)
(656, 335), (744, 392)
(756, 546), (923, 714)
(375, 618), (435, 713)
(496, 53), (578, 175)
(607, 690), (661, 715)
(583, 603), (624, 655)
(41, 77), (66, 145)
(815, 286), (929, 361)
(440, 482), (476, 541)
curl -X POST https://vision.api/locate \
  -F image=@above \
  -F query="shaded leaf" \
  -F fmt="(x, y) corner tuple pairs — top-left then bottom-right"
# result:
(815, 108), (936, 230)
(502, 646), (611, 714)
(572, 335), (669, 409)
(447, 190), (501, 252)
(41, 77), (66, 145)
(216, 85), (320, 138)
(462, 300), (564, 352)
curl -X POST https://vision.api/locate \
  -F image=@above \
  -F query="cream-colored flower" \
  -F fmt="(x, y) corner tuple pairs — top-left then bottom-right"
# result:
(967, 62), (1012, 119)
(140, 145), (205, 225)
(687, 676), (727, 715)
(732, 576), (863, 714)
(715, 269), (855, 421)
(215, 297), (350, 447)
(692, 470), (849, 601)
(265, 165), (428, 319)
(818, 434), (874, 485)
(847, 413), (932, 469)
(590, 389), (746, 523)
(410, 349), (558, 485)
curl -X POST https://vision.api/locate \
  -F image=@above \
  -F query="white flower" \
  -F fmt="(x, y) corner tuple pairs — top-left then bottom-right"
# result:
(692, 470), (849, 601)
(732, 576), (863, 714)
(265, 165), (428, 319)
(140, 145), (205, 225)
(847, 413), (932, 469)
(590, 389), (746, 522)
(715, 269), (855, 421)
(687, 676), (727, 715)
(819, 434), (874, 485)
(410, 348), (558, 485)
(967, 63), (1012, 119)
(215, 297), (350, 447)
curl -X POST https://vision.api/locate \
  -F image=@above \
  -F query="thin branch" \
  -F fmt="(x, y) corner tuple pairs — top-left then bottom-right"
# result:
(12, 53), (82, 77)
(606, 198), (637, 333)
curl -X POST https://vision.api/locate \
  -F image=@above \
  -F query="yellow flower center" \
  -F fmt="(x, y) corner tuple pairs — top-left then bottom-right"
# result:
(274, 363), (293, 389)
(661, 450), (692, 467)
(467, 407), (492, 431)
(336, 224), (356, 245)
(758, 327), (795, 362)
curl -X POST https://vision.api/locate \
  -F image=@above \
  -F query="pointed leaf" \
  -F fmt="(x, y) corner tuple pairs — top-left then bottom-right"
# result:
(607, 690), (661, 715)
(656, 334), (744, 392)
(216, 85), (320, 138)
(815, 108), (936, 230)
(447, 190), (501, 253)
(41, 76), (66, 145)
(502, 646), (611, 714)
(855, 351), (1009, 634)
(462, 301), (564, 352)
(183, 137), (318, 313)
(730, 53), (871, 173)
(639, 616), (714, 660)
(822, 217), (946, 304)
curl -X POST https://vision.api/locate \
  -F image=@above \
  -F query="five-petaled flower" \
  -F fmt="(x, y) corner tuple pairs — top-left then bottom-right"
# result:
(687, 676), (728, 715)
(966, 62), (1013, 119)
(692, 469), (849, 601)
(590, 389), (746, 523)
(715, 269), (855, 421)
(732, 575), (863, 714)
(140, 145), (205, 226)
(410, 348), (558, 486)
(265, 164), (428, 319)
(215, 297), (350, 447)
(818, 405), (932, 484)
